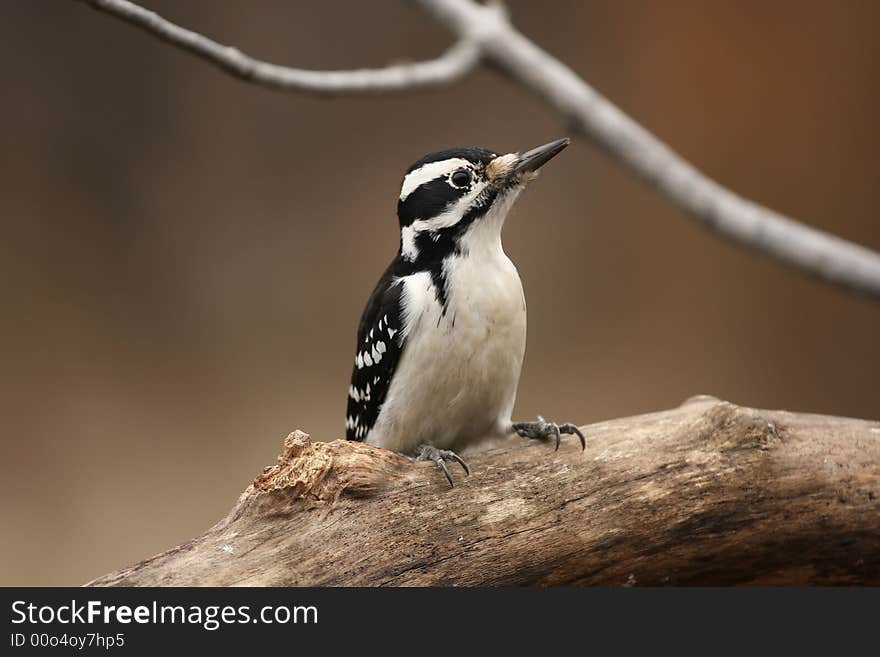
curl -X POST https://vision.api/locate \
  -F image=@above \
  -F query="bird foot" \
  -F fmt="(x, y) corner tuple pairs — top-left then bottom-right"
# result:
(411, 445), (470, 487)
(512, 416), (586, 451)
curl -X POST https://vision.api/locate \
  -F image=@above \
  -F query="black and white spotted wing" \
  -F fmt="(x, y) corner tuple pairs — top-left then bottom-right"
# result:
(345, 262), (406, 441)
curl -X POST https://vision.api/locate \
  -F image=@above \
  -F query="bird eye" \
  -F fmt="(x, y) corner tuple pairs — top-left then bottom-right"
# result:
(450, 169), (471, 188)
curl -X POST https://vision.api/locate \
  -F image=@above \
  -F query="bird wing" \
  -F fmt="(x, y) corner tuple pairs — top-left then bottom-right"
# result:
(345, 262), (406, 442)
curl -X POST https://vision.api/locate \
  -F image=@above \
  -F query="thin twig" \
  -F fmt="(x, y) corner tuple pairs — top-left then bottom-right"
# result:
(75, 0), (880, 298)
(415, 0), (880, 299)
(78, 0), (480, 95)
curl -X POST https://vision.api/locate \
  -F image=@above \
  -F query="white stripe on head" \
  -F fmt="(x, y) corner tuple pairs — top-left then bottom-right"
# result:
(399, 158), (470, 201)
(412, 184), (486, 231)
(400, 184), (488, 261)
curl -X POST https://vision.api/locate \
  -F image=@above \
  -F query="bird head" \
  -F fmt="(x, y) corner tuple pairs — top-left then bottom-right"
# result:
(395, 138), (570, 263)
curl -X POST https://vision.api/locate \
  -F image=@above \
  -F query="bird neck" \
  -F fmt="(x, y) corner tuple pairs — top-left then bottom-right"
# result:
(396, 186), (521, 268)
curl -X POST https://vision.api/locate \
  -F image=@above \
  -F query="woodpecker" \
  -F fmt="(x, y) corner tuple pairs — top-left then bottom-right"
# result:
(345, 138), (584, 485)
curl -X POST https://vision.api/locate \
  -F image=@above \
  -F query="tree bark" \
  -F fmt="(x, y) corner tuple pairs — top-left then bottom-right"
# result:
(86, 396), (880, 586)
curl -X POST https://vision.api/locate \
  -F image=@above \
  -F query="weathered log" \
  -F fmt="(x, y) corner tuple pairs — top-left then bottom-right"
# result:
(86, 396), (880, 586)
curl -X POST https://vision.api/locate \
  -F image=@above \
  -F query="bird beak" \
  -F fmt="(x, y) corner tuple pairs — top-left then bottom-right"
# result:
(513, 137), (571, 175)
(487, 137), (570, 183)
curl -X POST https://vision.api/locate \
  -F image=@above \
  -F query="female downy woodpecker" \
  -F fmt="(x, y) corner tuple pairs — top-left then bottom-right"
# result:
(345, 138), (584, 485)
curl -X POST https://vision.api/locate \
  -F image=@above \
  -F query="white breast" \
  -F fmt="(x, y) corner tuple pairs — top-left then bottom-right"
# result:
(367, 218), (527, 453)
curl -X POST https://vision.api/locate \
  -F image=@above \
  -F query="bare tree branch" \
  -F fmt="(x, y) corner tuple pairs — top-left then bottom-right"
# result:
(415, 0), (880, 299)
(86, 398), (880, 586)
(75, 0), (880, 299)
(77, 0), (480, 95)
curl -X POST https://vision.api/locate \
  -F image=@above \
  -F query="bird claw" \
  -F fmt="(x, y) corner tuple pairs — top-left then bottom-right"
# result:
(512, 415), (586, 451)
(414, 445), (470, 487)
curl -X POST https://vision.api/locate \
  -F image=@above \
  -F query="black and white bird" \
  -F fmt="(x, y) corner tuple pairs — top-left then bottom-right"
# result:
(345, 138), (585, 485)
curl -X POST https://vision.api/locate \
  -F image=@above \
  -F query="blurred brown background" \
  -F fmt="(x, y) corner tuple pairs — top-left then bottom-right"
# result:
(2, 0), (878, 586)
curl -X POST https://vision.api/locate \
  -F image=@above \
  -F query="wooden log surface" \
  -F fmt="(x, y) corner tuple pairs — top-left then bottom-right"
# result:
(86, 396), (880, 586)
